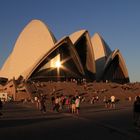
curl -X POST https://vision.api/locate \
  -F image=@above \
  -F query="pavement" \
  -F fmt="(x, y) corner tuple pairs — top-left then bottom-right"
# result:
(0, 101), (140, 140)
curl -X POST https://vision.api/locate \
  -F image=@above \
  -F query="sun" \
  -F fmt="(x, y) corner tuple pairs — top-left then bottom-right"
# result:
(55, 60), (61, 68)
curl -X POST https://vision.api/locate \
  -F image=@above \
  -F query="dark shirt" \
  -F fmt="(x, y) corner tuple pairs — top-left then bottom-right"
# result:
(0, 100), (3, 110)
(134, 100), (140, 113)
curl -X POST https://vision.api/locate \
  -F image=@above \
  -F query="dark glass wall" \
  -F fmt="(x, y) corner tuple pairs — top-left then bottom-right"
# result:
(29, 43), (83, 81)
(102, 55), (129, 83)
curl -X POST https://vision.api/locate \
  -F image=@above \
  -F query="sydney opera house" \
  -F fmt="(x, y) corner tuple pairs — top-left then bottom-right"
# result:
(0, 20), (129, 100)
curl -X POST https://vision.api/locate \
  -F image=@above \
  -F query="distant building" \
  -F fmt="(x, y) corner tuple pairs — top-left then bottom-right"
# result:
(0, 20), (129, 100)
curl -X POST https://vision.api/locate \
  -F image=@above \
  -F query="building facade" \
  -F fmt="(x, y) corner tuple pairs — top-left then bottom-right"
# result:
(0, 20), (129, 100)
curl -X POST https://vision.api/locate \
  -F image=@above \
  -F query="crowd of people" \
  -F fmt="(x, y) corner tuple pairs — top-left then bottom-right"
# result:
(103, 95), (116, 108)
(33, 92), (119, 117)
(33, 93), (81, 115)
(1, 90), (140, 129)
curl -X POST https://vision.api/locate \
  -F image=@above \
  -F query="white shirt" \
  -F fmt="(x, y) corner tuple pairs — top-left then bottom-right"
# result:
(75, 98), (80, 107)
(111, 96), (115, 102)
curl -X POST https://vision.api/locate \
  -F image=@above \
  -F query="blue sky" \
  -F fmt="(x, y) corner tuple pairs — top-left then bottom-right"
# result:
(0, 0), (140, 82)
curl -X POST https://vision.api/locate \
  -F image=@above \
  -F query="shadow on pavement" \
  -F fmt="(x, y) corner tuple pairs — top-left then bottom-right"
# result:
(0, 116), (64, 128)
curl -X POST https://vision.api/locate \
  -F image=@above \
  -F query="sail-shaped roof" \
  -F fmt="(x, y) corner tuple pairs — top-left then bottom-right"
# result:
(69, 30), (96, 78)
(0, 20), (129, 83)
(104, 49), (129, 78)
(91, 33), (112, 80)
(102, 49), (129, 83)
(28, 36), (85, 81)
(0, 20), (56, 80)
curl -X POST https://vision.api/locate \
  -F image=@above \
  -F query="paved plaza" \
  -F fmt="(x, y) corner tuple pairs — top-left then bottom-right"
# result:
(0, 101), (140, 140)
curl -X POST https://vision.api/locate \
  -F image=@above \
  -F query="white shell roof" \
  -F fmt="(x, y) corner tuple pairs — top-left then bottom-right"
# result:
(91, 33), (107, 60)
(69, 30), (86, 44)
(0, 21), (129, 83)
(0, 19), (56, 80)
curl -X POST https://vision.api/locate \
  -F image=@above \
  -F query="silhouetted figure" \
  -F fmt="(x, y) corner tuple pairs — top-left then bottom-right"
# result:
(103, 96), (109, 108)
(0, 98), (3, 116)
(51, 96), (55, 105)
(40, 95), (46, 113)
(65, 96), (70, 112)
(51, 96), (55, 110)
(53, 96), (60, 112)
(133, 96), (140, 127)
(75, 96), (80, 115)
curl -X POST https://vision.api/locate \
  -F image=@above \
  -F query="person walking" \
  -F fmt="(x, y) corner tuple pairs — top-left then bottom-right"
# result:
(71, 96), (76, 114)
(75, 96), (80, 115)
(40, 95), (46, 113)
(110, 95), (115, 108)
(103, 96), (109, 108)
(53, 96), (60, 112)
(51, 96), (55, 110)
(65, 96), (70, 112)
(35, 96), (40, 110)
